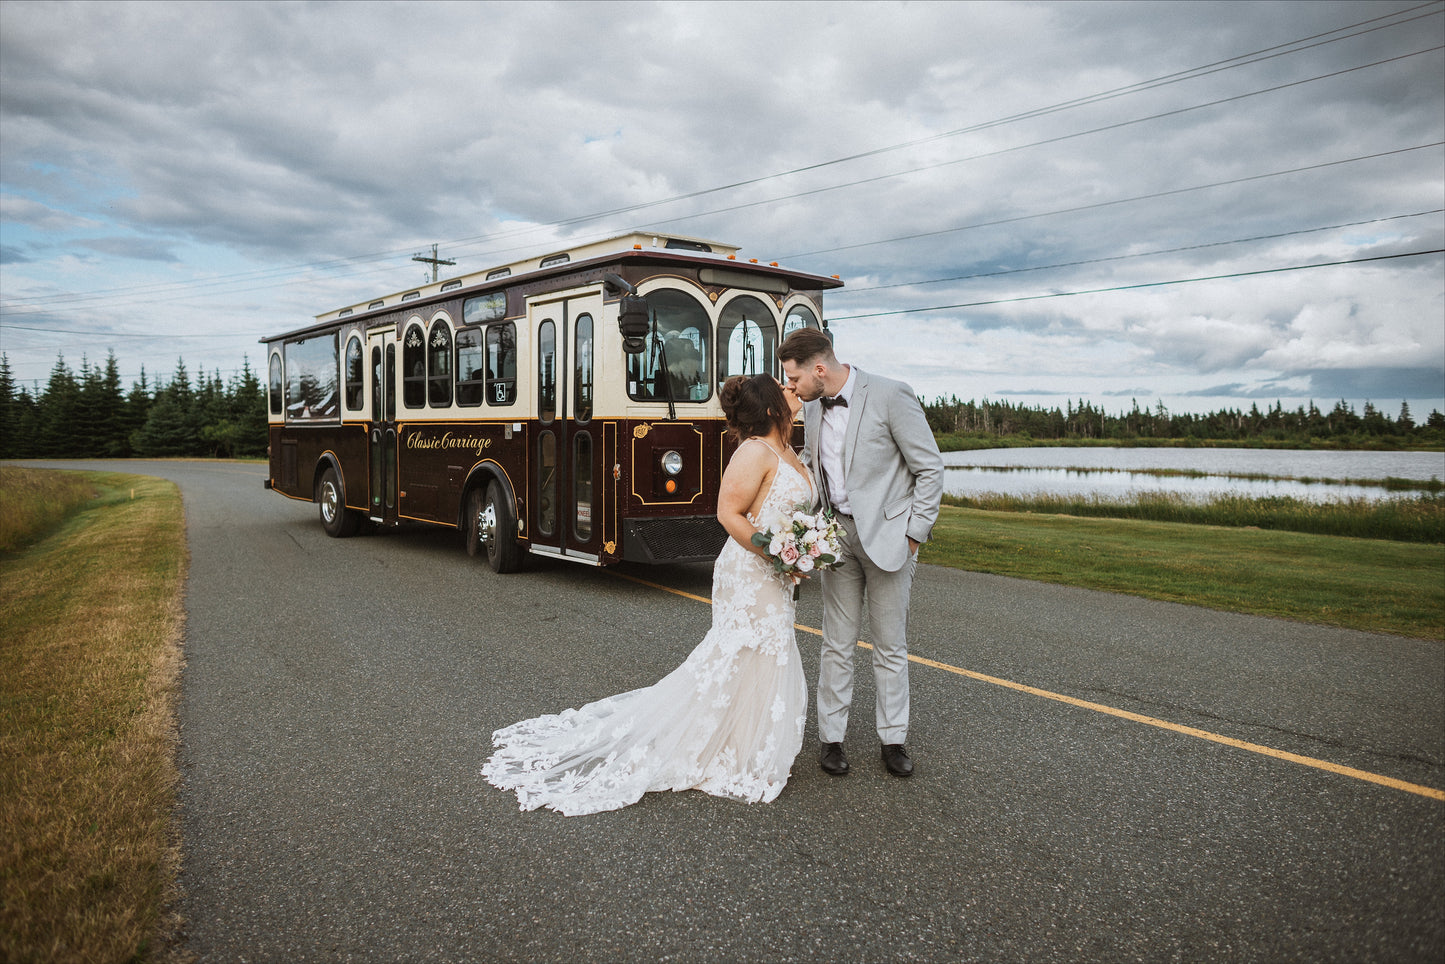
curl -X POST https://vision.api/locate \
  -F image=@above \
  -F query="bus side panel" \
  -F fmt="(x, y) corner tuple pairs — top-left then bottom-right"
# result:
(267, 423), (369, 509)
(395, 420), (525, 527)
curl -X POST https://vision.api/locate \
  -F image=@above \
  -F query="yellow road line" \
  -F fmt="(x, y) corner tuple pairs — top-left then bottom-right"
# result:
(613, 571), (1445, 802)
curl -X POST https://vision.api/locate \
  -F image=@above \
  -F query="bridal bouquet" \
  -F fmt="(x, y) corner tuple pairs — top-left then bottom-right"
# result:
(751, 503), (846, 579)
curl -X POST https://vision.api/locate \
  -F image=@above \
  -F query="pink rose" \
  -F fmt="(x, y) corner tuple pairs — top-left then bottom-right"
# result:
(809, 542), (822, 557)
(779, 544), (800, 566)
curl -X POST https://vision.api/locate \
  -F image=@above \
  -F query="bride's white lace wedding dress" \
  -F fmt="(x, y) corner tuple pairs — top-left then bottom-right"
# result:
(483, 439), (813, 815)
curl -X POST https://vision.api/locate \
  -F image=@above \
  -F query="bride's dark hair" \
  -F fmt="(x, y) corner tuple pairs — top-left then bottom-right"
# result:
(720, 373), (792, 443)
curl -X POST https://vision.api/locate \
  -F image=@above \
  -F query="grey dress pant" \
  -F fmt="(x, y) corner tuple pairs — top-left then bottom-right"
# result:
(817, 514), (916, 745)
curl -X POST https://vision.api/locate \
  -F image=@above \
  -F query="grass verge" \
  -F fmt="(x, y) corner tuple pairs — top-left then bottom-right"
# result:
(942, 491), (1445, 542)
(0, 469), (187, 964)
(921, 504), (1444, 640)
(0, 466), (98, 552)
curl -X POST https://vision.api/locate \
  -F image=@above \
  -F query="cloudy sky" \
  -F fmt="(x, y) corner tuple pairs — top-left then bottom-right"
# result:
(2, 0), (1442, 417)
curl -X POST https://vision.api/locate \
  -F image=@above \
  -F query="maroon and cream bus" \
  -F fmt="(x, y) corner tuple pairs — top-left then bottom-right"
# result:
(262, 233), (842, 572)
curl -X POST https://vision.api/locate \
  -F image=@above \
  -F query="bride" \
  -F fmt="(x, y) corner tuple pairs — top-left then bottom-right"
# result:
(483, 373), (816, 815)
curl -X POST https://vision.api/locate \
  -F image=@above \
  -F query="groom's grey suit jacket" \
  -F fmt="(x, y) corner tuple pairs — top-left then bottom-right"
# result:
(801, 367), (944, 573)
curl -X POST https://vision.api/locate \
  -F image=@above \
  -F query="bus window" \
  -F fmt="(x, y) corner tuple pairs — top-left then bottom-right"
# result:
(385, 344), (396, 421)
(344, 335), (364, 411)
(783, 303), (819, 339)
(456, 327), (484, 406)
(538, 319), (556, 423)
(538, 430), (557, 537)
(574, 432), (592, 541)
(268, 352), (283, 415)
(487, 322), (517, 406)
(371, 346), (382, 421)
(427, 319), (453, 407)
(284, 333), (339, 420)
(627, 287), (710, 402)
(402, 322), (426, 408)
(574, 313), (593, 423)
(717, 295), (776, 385)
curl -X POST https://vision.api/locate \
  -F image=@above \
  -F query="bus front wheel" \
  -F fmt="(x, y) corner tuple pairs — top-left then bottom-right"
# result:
(317, 466), (361, 538)
(472, 479), (520, 573)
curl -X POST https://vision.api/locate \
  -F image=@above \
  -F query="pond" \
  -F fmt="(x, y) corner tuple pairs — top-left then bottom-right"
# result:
(941, 448), (1445, 502)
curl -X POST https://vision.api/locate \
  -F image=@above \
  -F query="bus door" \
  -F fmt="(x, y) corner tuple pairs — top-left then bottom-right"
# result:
(529, 292), (603, 562)
(367, 327), (399, 525)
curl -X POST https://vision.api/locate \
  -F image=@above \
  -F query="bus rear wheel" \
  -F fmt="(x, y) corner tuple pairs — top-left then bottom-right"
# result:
(470, 479), (520, 573)
(317, 466), (361, 538)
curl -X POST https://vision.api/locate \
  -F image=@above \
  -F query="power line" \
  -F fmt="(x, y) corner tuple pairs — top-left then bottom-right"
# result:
(784, 143), (1445, 260)
(836, 210), (1445, 293)
(826, 249), (1445, 321)
(632, 45), (1442, 237)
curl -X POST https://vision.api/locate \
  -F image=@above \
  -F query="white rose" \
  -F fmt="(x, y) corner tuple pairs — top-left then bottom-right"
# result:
(796, 554), (815, 573)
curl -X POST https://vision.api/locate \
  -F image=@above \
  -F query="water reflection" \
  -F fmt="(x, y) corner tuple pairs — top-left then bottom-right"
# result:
(942, 448), (1444, 502)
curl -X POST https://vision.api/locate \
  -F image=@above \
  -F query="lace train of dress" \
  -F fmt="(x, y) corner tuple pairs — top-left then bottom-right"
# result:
(483, 445), (813, 816)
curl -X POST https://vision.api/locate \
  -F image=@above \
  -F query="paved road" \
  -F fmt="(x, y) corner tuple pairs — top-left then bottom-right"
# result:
(18, 460), (1445, 962)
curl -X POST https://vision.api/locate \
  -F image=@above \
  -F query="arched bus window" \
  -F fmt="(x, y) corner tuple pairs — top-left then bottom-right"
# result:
(344, 334), (365, 411)
(268, 351), (283, 415)
(538, 319), (556, 423)
(487, 322), (517, 406)
(627, 287), (710, 402)
(456, 327), (484, 407)
(402, 321), (426, 408)
(427, 318), (453, 407)
(717, 295), (776, 385)
(782, 303), (819, 340)
(574, 313), (593, 423)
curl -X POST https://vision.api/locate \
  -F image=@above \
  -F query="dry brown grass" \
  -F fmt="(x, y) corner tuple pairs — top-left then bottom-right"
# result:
(0, 466), (97, 553)
(0, 470), (187, 964)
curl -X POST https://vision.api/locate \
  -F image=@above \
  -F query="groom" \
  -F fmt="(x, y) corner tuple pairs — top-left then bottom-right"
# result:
(779, 328), (944, 778)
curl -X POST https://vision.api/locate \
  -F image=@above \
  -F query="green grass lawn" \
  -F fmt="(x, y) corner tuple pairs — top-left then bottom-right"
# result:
(922, 505), (1444, 640)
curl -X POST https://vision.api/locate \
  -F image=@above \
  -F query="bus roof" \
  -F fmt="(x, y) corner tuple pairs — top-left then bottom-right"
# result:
(303, 232), (841, 326)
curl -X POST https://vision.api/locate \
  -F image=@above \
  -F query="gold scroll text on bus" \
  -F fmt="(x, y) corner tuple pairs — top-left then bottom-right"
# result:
(261, 233), (842, 572)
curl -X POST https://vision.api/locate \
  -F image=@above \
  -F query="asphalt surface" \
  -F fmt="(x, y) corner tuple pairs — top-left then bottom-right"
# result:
(16, 460), (1445, 962)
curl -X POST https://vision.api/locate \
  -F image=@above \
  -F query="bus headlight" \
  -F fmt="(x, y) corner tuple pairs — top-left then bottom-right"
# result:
(660, 449), (684, 494)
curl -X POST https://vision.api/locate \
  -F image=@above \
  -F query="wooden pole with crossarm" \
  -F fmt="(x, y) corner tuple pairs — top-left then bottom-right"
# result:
(412, 244), (456, 283)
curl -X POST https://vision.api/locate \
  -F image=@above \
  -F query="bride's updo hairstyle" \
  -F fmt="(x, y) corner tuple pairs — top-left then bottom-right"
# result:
(720, 373), (792, 443)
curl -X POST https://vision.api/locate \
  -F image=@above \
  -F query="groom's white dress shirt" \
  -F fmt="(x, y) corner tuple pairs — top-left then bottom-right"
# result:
(818, 365), (856, 515)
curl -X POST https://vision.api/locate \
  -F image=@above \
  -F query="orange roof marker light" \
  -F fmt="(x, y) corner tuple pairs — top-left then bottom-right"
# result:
(749, 258), (758, 263)
(770, 262), (778, 267)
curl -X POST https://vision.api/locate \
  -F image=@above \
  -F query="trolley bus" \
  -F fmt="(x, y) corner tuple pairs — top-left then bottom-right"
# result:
(262, 232), (843, 571)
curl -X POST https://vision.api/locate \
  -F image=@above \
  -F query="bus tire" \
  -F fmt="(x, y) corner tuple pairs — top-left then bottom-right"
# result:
(481, 478), (521, 573)
(317, 466), (361, 538)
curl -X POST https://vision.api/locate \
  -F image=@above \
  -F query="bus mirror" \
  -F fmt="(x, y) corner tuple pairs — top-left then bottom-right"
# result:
(618, 295), (650, 354)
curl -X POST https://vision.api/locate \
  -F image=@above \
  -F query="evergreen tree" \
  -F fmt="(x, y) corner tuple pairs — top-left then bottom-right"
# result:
(1397, 401), (1414, 431)
(230, 356), (268, 457)
(123, 368), (152, 456)
(0, 354), (17, 459)
(38, 354), (82, 458)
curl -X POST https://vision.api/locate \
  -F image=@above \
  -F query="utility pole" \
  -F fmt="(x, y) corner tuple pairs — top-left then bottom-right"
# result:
(412, 243), (456, 283)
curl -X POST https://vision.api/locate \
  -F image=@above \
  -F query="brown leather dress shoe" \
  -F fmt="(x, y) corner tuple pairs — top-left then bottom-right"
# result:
(819, 742), (850, 776)
(881, 743), (914, 777)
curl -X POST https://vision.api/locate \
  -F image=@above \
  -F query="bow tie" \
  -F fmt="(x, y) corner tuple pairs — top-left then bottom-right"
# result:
(820, 395), (848, 410)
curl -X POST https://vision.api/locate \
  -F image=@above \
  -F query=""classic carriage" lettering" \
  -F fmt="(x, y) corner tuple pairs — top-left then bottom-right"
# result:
(406, 431), (493, 457)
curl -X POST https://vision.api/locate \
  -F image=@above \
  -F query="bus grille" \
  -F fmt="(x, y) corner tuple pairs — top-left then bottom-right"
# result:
(623, 516), (727, 564)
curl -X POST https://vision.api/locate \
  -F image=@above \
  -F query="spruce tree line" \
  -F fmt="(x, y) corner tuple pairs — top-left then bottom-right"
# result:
(0, 352), (268, 460)
(2, 349), (1440, 459)
(923, 395), (1445, 445)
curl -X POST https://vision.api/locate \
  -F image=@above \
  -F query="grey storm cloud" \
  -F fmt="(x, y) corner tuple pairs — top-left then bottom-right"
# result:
(0, 0), (1440, 412)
